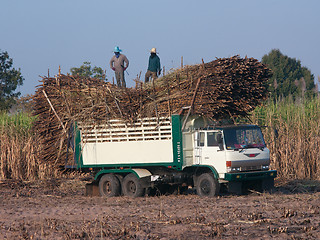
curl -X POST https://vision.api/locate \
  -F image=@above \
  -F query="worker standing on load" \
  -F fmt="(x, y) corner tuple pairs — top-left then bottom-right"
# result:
(110, 46), (129, 88)
(145, 48), (161, 83)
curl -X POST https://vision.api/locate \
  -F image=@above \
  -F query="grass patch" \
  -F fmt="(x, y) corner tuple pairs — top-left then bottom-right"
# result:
(0, 112), (60, 180)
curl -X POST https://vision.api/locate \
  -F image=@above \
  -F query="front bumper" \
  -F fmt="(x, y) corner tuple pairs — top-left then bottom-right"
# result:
(224, 170), (277, 182)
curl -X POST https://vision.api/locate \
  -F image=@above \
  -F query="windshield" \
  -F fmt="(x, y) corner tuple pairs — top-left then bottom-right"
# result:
(223, 127), (266, 150)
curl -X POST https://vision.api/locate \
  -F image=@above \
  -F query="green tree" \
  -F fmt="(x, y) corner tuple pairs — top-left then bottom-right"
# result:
(70, 62), (106, 81)
(0, 50), (24, 111)
(262, 49), (315, 100)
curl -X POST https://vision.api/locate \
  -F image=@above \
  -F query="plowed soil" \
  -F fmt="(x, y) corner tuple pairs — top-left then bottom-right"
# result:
(0, 178), (319, 239)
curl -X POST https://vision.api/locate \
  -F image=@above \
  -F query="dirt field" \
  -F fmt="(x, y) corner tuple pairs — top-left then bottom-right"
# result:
(0, 178), (319, 240)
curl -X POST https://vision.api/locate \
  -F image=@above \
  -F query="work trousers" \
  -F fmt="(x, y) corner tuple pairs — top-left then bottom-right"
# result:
(145, 70), (158, 83)
(115, 71), (126, 88)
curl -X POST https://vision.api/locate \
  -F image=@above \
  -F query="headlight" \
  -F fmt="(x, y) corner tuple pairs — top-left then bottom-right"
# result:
(261, 165), (269, 170)
(227, 167), (241, 172)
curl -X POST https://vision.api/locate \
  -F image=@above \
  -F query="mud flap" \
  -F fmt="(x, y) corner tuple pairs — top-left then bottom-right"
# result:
(261, 178), (274, 192)
(85, 182), (100, 197)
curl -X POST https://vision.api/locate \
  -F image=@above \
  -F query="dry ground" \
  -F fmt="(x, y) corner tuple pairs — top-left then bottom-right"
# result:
(0, 178), (319, 240)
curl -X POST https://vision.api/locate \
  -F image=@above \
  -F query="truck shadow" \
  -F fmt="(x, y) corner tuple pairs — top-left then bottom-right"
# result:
(149, 179), (320, 197)
(84, 179), (320, 197)
(273, 179), (320, 195)
(218, 179), (320, 197)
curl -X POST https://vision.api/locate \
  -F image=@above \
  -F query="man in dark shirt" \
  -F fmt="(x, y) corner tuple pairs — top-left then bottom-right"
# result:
(145, 48), (161, 83)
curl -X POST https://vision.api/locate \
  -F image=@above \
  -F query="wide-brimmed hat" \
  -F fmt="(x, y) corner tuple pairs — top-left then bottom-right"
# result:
(150, 48), (157, 53)
(114, 46), (122, 53)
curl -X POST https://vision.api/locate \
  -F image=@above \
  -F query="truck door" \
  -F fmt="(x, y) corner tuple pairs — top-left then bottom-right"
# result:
(195, 131), (226, 174)
(194, 131), (205, 164)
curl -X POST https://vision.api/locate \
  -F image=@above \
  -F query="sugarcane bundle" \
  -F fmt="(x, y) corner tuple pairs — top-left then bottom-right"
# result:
(32, 55), (272, 165)
(141, 55), (271, 119)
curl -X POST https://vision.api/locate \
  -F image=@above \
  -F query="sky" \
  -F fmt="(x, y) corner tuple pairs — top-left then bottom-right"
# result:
(1, 0), (320, 96)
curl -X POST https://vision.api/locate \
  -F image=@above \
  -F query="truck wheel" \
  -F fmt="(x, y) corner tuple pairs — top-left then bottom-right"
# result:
(99, 174), (121, 197)
(115, 174), (124, 195)
(122, 173), (145, 197)
(196, 173), (220, 197)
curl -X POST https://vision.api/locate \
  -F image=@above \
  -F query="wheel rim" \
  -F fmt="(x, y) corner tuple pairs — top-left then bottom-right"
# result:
(103, 181), (112, 194)
(200, 179), (211, 195)
(127, 180), (136, 194)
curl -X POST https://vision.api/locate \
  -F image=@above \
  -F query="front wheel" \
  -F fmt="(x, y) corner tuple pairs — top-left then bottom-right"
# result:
(99, 174), (121, 197)
(196, 173), (220, 197)
(122, 173), (145, 198)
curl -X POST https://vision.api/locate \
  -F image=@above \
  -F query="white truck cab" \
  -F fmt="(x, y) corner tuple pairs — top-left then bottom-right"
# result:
(193, 125), (270, 177)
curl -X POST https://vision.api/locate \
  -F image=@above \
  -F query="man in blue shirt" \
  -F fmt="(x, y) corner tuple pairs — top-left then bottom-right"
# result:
(145, 48), (161, 83)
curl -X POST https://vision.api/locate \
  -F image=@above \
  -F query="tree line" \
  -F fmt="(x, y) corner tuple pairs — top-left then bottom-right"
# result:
(0, 49), (317, 111)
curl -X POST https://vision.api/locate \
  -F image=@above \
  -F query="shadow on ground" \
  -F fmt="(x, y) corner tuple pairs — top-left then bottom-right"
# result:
(274, 178), (320, 194)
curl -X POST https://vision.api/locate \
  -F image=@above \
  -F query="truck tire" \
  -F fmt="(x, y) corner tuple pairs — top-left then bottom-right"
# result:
(99, 174), (121, 197)
(196, 173), (220, 197)
(122, 173), (145, 198)
(115, 174), (124, 195)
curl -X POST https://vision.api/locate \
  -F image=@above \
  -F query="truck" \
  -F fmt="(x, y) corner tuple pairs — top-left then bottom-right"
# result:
(72, 114), (277, 197)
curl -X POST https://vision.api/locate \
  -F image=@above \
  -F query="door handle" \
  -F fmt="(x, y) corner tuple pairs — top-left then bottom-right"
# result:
(204, 157), (209, 159)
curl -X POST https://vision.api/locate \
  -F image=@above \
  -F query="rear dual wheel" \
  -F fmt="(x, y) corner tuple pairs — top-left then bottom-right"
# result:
(122, 173), (145, 198)
(99, 173), (145, 198)
(99, 174), (121, 197)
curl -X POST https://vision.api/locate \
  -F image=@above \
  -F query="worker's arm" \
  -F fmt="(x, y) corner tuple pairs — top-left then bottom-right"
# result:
(157, 56), (161, 74)
(124, 55), (129, 69)
(110, 56), (115, 70)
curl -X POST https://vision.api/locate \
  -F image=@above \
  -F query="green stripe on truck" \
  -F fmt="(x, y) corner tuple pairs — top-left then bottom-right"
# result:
(171, 115), (183, 170)
(74, 122), (84, 169)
